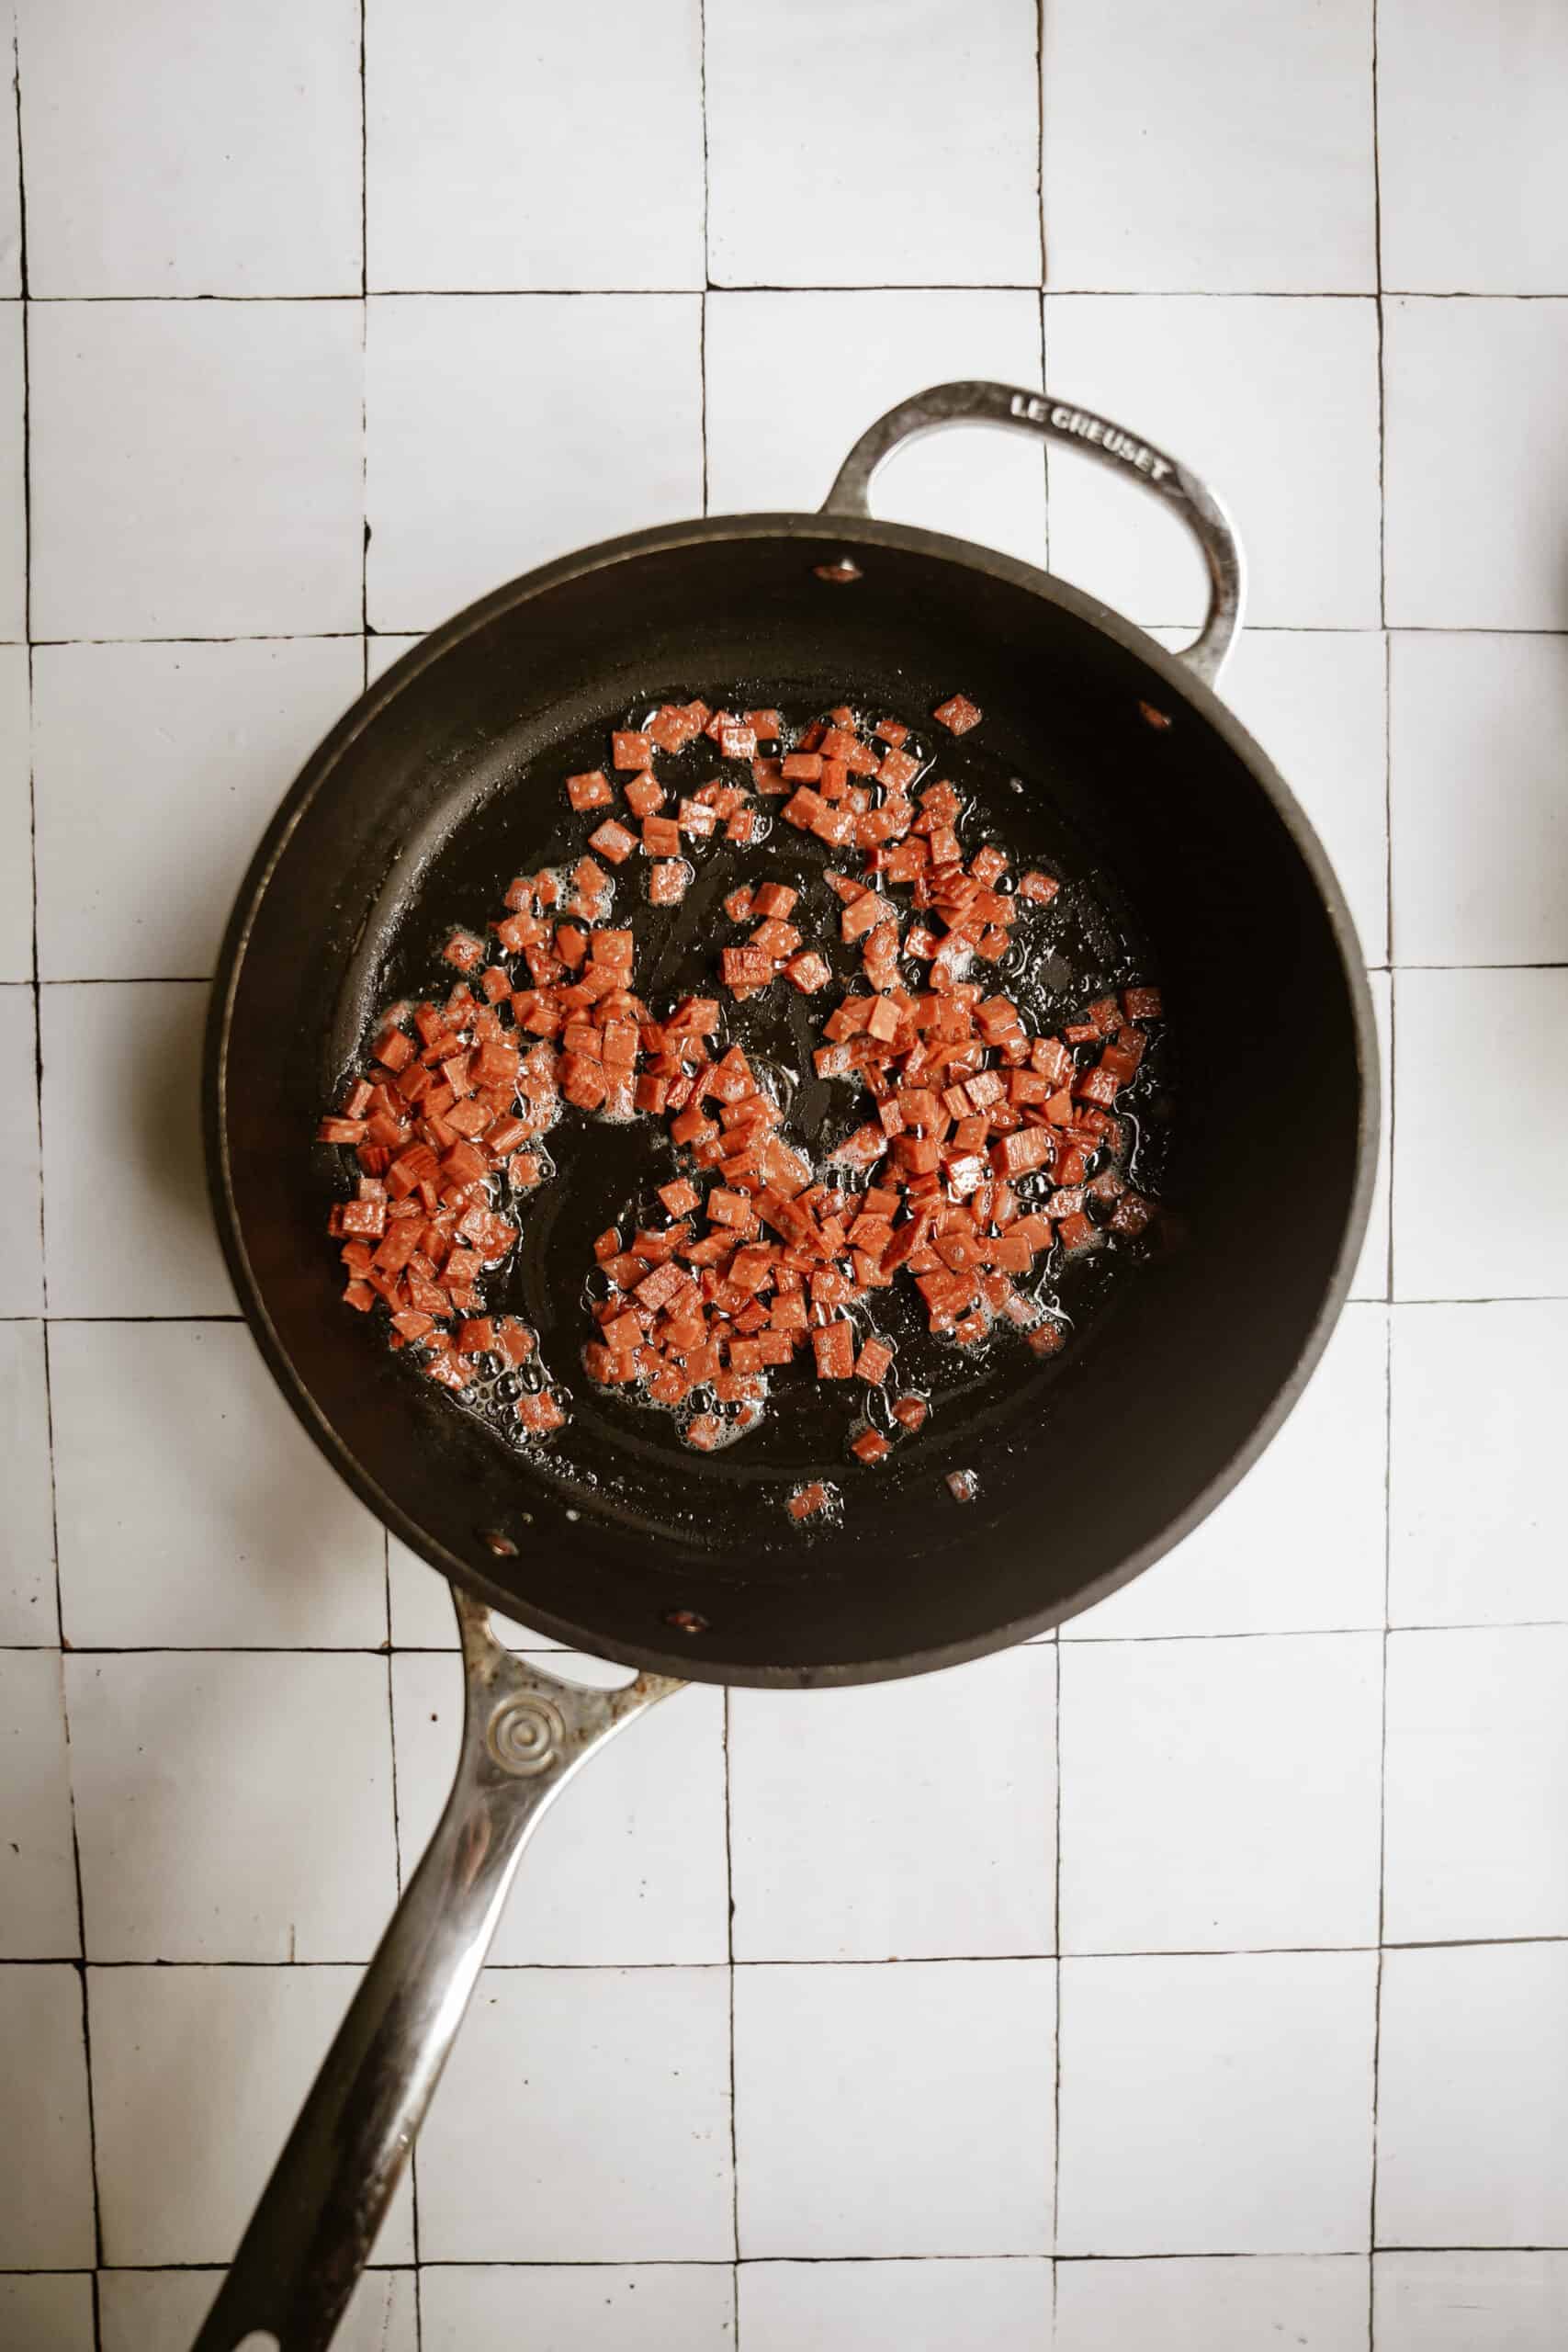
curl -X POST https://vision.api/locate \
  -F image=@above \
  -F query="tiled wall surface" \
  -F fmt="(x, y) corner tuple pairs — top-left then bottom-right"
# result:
(3, 1), (1566, 2346)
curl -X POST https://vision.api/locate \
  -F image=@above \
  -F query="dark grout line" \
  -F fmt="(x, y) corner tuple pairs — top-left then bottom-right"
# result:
(10, 2248), (1568, 2278)
(722, 1691), (741, 2273)
(14, 25), (105, 2323)
(23, 282), (1568, 300)
(14, 1605), (1568, 1659)
(1370, 14), (1391, 2279)
(1038, 291), (1051, 570)
(13, 961), (1566, 995)
(1050, 1634), (1064, 2269)
(1033, 0), (1046, 289)
(1381, 629), (1393, 970)
(43, 1935), (1568, 1974)
(13, 622), (1568, 652)
(358, 0), (371, 698)
(23, 629), (365, 646)
(1384, 973), (1398, 1304)
(696, 0), (711, 295)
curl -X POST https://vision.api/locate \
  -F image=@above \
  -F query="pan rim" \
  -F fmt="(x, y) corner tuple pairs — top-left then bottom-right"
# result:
(204, 509), (1381, 1688)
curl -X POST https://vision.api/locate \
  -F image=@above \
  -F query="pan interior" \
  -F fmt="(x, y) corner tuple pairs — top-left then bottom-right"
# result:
(216, 525), (1371, 1683)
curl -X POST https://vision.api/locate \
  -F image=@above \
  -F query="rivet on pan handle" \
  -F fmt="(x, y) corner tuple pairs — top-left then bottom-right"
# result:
(188, 1589), (683, 2352)
(820, 379), (1246, 688)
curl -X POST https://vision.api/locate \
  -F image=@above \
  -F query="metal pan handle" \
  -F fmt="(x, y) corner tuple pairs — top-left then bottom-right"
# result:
(190, 1592), (682, 2352)
(820, 379), (1245, 687)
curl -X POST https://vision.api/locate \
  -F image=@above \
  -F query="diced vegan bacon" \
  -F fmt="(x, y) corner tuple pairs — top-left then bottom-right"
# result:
(932, 693), (982, 736)
(588, 818), (638, 865)
(648, 703), (700, 753)
(443, 931), (485, 973)
(812, 1321), (855, 1378)
(321, 689), (1164, 1474)
(516, 1389), (566, 1432)
(946, 1468), (978, 1502)
(787, 1480), (835, 1521)
(786, 951), (830, 994)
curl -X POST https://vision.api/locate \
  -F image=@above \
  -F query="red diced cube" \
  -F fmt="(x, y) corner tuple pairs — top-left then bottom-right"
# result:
(932, 693), (982, 735)
(589, 818), (637, 865)
(785, 951), (830, 994)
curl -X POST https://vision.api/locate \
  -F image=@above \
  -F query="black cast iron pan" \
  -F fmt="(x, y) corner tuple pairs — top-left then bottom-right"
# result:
(194, 384), (1377, 2351)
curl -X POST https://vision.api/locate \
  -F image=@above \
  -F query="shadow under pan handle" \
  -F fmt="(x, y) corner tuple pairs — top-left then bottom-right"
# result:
(820, 379), (1245, 688)
(190, 1592), (683, 2352)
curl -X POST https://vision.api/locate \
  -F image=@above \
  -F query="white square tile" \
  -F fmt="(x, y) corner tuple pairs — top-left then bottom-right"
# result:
(1055, 2255), (1369, 2350)
(1377, 2), (1568, 294)
(392, 1657), (726, 1964)
(705, 0), (1040, 289)
(366, 294), (702, 631)
(729, 1649), (1055, 1962)
(739, 2258), (1050, 2350)
(388, 1533), (462, 1645)
(68, 1652), (397, 1962)
(734, 1961), (1054, 2256)
(0, 1651), (79, 1959)
(0, 1962), (95, 2266)
(0, 2274), (94, 2352)
(89, 1962), (415, 2264)
(1376, 1943), (1568, 2247)
(0, 988), (43, 1316)
(1152, 627), (1387, 963)
(416, 1965), (732, 2260)
(1393, 967), (1568, 1300)
(705, 290), (1047, 569)
(0, 304), (24, 639)
(1390, 1302), (1568, 1628)
(1043, 0), (1374, 293)
(1043, 297), (1382, 628)
(1065, 1304), (1387, 1637)
(39, 981), (234, 1317)
(365, 631), (423, 686)
(1383, 1626), (1568, 1944)
(102, 2267), (417, 2352)
(1383, 300), (1568, 629)
(1375, 2252), (1568, 2352)
(387, 1534), (560, 1650)
(50, 1320), (387, 1648)
(28, 300), (363, 639)
(1056, 1951), (1376, 2253)
(17, 0), (361, 297)
(33, 639), (364, 980)
(367, 0), (704, 293)
(1350, 967), (1392, 1302)
(0, 644), (31, 980)
(1060, 1633), (1382, 1954)
(0, 1321), (56, 1643)
(418, 2265), (734, 2352)
(1389, 631), (1568, 967)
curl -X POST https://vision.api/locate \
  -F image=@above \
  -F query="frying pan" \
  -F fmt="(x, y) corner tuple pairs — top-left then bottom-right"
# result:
(194, 381), (1377, 2351)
